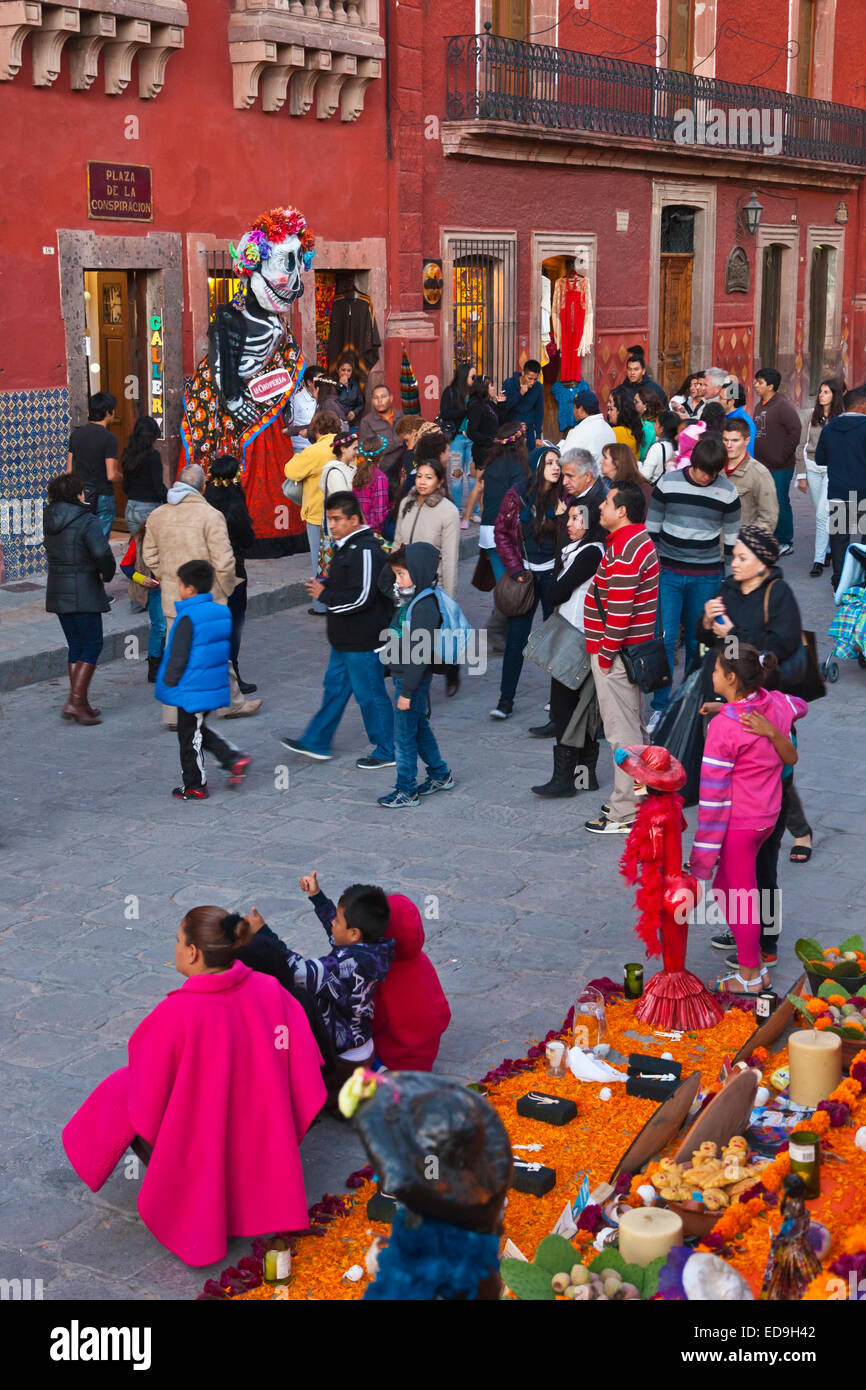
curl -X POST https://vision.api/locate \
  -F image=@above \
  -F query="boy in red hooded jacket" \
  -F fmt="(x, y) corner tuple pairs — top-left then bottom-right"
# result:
(372, 894), (451, 1071)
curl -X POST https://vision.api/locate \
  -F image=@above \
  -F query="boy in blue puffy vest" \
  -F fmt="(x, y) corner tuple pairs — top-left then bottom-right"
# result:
(155, 559), (251, 801)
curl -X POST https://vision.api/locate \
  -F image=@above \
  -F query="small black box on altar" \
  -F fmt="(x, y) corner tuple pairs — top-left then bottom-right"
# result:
(366, 1190), (398, 1223)
(510, 1159), (557, 1196)
(516, 1091), (577, 1126)
(625, 1052), (682, 1102)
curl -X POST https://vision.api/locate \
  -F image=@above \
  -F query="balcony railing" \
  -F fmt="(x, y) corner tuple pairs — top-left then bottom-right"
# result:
(444, 32), (866, 167)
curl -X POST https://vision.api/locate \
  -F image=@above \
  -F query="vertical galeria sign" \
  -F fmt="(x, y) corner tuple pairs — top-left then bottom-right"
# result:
(150, 314), (164, 437)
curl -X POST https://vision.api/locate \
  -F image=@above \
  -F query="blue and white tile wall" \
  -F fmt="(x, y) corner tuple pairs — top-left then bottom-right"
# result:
(0, 388), (70, 581)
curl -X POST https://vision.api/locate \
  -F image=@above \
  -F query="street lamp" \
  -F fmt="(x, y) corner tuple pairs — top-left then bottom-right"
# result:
(740, 191), (764, 236)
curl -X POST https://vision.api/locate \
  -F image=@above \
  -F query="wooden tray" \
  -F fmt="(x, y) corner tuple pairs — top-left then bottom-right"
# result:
(673, 1066), (758, 1165)
(729, 972), (806, 1068)
(609, 1071), (700, 1181)
(666, 1199), (720, 1241)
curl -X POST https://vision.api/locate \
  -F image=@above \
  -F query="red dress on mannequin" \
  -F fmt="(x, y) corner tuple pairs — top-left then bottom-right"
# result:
(552, 274), (591, 380)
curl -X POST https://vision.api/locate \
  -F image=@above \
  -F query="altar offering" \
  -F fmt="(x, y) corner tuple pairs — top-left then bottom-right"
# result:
(516, 1091), (577, 1127)
(511, 1159), (557, 1196)
(618, 1206), (683, 1267)
(788, 1030), (842, 1109)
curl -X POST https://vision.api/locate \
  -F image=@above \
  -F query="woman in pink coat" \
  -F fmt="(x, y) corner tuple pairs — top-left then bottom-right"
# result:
(690, 645), (806, 997)
(62, 907), (326, 1266)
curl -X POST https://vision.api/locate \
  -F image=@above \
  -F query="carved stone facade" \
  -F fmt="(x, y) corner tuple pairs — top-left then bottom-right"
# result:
(0, 1), (187, 97)
(228, 0), (384, 119)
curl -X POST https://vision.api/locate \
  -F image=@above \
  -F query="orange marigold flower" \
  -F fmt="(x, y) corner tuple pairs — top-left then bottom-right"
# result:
(813, 1016), (833, 1031)
(842, 1224), (866, 1255)
(805, 998), (827, 1015)
(827, 995), (847, 1007)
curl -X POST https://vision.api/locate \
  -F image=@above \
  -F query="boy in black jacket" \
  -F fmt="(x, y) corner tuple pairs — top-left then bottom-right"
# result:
(281, 491), (396, 769)
(377, 541), (454, 808)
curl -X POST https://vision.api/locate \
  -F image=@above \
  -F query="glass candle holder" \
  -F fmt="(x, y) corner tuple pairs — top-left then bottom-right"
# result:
(788, 1130), (821, 1199)
(573, 985), (608, 1052)
(545, 1038), (567, 1077)
(623, 963), (644, 1001)
(263, 1236), (292, 1286)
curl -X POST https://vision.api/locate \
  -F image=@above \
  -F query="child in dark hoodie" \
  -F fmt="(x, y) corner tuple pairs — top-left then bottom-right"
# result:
(248, 871), (394, 1103)
(377, 541), (454, 808)
(372, 894), (451, 1070)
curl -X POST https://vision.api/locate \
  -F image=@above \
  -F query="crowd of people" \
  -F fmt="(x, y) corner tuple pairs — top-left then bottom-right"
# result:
(41, 346), (866, 1275)
(45, 352), (864, 980)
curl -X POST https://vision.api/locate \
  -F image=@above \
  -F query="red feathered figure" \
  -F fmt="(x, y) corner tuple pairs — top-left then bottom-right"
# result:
(616, 745), (722, 1031)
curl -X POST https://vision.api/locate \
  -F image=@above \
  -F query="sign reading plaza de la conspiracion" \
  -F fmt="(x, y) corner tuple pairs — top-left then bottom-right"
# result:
(87, 163), (153, 222)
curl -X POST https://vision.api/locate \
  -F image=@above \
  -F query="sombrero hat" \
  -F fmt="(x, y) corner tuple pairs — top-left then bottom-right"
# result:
(613, 743), (686, 792)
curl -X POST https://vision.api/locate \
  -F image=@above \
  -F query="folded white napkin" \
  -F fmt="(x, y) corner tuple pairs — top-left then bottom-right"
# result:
(567, 1047), (627, 1083)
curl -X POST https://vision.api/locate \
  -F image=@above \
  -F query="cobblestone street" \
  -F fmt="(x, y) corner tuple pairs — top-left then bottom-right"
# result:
(1, 494), (864, 1299)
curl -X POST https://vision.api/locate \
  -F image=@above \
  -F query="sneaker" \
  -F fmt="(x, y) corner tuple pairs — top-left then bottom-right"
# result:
(377, 789), (420, 808)
(779, 543), (794, 557)
(711, 931), (736, 951)
(759, 943), (778, 966)
(646, 709), (663, 736)
(726, 949), (777, 970)
(356, 755), (396, 770)
(172, 786), (208, 801)
(460, 519), (470, 530)
(227, 755), (251, 787)
(417, 772), (455, 796)
(490, 700), (513, 720)
(281, 737), (332, 761)
(585, 813), (633, 834)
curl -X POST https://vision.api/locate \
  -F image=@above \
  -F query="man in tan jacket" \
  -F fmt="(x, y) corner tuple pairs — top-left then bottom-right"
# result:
(143, 464), (260, 721)
(721, 418), (779, 532)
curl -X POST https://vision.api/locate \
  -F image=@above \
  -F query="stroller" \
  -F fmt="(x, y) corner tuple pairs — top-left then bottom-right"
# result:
(823, 542), (866, 683)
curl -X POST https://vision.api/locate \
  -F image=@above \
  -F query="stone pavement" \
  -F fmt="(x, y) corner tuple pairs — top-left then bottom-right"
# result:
(0, 488), (864, 1300)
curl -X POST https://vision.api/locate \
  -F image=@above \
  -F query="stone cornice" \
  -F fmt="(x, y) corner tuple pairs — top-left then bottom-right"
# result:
(0, 0), (187, 93)
(441, 119), (862, 191)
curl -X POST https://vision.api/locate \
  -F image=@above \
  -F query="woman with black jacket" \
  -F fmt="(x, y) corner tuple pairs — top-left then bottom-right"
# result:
(42, 471), (116, 724)
(122, 416), (167, 534)
(462, 374), (504, 523)
(698, 524), (812, 963)
(204, 455), (258, 693)
(531, 497), (606, 797)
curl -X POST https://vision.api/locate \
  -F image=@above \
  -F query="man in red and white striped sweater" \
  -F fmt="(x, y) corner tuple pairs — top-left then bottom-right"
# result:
(584, 483), (660, 833)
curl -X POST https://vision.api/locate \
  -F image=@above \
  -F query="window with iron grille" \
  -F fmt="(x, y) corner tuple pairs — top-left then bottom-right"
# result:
(449, 237), (518, 389)
(206, 249), (242, 318)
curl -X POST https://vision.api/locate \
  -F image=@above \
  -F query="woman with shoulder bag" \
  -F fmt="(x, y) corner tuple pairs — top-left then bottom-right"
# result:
(490, 448), (562, 720)
(530, 496), (605, 796)
(43, 471), (116, 724)
(798, 377), (843, 577)
(698, 524), (814, 966)
(393, 454), (461, 695)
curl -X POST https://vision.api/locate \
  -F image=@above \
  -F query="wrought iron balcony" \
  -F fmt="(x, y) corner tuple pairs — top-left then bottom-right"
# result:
(444, 31), (866, 168)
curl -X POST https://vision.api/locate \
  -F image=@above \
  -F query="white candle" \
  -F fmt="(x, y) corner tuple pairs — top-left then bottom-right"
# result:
(788, 1029), (842, 1109)
(618, 1206), (683, 1267)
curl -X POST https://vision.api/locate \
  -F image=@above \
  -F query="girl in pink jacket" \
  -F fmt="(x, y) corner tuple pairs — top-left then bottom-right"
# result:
(690, 645), (806, 996)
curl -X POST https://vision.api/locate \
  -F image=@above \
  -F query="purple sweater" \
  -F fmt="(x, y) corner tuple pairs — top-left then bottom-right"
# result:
(691, 688), (807, 880)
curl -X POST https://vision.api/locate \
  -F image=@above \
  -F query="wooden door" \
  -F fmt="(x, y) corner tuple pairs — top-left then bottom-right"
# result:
(658, 253), (693, 396)
(759, 246), (783, 369)
(95, 270), (134, 526)
(808, 245), (829, 395)
(493, 0), (529, 39)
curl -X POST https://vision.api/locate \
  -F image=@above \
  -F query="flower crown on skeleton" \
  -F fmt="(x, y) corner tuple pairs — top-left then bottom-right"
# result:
(230, 207), (316, 278)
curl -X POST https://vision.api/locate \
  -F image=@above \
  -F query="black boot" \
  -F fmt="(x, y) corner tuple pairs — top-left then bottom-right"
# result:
(531, 745), (578, 798)
(575, 743), (600, 793)
(232, 660), (257, 695)
(528, 719), (556, 738)
(147, 655), (161, 683)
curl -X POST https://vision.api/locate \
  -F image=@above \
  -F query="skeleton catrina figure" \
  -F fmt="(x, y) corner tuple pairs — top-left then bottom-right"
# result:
(180, 207), (315, 550)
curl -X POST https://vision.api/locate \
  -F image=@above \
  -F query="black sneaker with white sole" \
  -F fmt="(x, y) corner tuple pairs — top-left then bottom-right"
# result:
(280, 737), (332, 761)
(711, 931), (736, 951)
(490, 699), (513, 720)
(356, 756), (397, 770)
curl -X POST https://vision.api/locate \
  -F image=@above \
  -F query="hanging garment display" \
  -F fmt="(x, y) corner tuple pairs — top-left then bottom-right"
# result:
(551, 272), (594, 381)
(327, 286), (381, 387)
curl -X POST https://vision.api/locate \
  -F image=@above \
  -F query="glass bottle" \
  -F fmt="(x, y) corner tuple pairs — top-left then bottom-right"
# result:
(263, 1235), (292, 1287)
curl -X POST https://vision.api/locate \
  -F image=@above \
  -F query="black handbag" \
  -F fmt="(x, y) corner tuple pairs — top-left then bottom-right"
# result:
(494, 570), (535, 618)
(762, 580), (826, 701)
(592, 582), (671, 694)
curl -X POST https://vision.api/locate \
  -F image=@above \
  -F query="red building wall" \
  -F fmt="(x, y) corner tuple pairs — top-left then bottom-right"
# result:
(0, 2), (390, 395)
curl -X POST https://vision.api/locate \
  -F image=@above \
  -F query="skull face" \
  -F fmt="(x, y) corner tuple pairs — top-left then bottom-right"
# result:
(249, 235), (304, 316)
